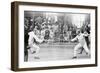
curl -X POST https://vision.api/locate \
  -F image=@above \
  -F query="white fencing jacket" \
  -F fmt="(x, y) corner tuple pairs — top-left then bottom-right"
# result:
(28, 31), (43, 46)
(71, 33), (88, 46)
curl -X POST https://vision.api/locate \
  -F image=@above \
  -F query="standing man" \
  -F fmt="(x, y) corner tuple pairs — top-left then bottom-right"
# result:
(71, 29), (90, 59)
(28, 27), (44, 59)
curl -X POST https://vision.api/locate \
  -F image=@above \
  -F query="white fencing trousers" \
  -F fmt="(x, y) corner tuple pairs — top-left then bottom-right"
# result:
(29, 43), (40, 57)
(74, 43), (90, 57)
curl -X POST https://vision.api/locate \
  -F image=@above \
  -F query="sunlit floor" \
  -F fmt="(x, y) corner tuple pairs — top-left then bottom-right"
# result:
(27, 42), (91, 62)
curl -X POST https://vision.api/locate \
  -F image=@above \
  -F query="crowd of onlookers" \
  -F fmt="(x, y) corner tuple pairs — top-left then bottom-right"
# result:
(24, 16), (90, 44)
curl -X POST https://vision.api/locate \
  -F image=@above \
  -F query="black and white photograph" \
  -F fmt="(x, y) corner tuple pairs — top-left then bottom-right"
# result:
(11, 2), (97, 71)
(24, 11), (91, 62)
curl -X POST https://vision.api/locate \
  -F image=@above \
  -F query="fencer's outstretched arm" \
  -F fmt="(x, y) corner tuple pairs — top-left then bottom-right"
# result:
(71, 36), (78, 42)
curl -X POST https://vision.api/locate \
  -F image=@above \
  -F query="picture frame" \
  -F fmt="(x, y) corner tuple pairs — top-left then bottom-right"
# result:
(11, 1), (98, 71)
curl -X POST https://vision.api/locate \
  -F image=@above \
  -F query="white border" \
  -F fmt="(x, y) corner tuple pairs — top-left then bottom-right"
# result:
(19, 5), (96, 68)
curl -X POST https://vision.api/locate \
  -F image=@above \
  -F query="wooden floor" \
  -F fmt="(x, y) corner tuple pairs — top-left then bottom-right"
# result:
(27, 42), (90, 62)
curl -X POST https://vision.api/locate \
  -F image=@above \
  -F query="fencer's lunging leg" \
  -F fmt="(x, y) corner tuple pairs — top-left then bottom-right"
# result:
(83, 43), (90, 56)
(74, 43), (82, 57)
(32, 44), (40, 57)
